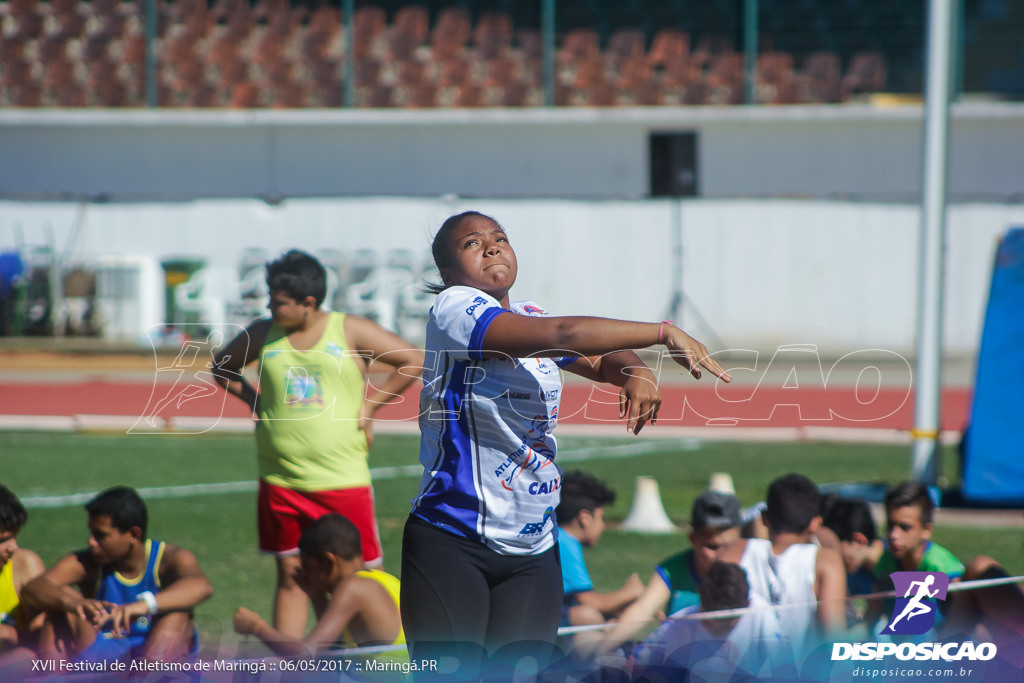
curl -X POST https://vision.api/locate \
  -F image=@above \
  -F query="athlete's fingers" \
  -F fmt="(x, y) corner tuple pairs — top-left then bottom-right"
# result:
(699, 354), (732, 382)
(620, 389), (637, 433)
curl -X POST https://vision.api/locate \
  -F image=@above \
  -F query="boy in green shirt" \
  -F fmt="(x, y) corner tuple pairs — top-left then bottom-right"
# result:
(868, 481), (963, 633)
(598, 490), (742, 655)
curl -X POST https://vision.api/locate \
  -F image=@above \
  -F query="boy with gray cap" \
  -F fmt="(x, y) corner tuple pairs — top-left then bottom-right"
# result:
(598, 490), (743, 654)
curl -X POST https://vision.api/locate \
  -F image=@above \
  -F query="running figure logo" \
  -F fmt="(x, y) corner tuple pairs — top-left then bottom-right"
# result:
(883, 571), (950, 635)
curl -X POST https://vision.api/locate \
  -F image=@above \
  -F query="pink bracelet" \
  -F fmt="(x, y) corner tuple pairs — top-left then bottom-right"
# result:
(659, 320), (674, 344)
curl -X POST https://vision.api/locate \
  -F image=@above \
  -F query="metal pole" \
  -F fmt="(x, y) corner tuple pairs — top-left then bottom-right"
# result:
(144, 0), (157, 107)
(743, 0), (758, 104)
(955, 0), (965, 100)
(343, 0), (355, 108)
(667, 200), (683, 323)
(912, 0), (956, 485)
(542, 0), (555, 107)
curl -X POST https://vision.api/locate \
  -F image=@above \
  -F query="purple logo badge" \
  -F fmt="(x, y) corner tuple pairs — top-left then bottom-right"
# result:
(884, 572), (950, 635)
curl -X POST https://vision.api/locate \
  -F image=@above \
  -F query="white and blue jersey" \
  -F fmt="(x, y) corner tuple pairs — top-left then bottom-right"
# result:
(412, 286), (575, 556)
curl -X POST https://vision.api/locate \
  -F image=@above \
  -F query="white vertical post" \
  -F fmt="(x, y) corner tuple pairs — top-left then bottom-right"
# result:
(912, 0), (956, 485)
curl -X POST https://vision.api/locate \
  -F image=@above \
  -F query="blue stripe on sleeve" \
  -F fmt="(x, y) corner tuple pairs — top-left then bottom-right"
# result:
(554, 356), (577, 368)
(468, 307), (509, 361)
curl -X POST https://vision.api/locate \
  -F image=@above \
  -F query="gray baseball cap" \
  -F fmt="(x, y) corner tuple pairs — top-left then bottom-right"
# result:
(691, 490), (742, 529)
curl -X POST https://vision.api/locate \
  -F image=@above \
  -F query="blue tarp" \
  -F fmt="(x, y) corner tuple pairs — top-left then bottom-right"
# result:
(962, 227), (1024, 504)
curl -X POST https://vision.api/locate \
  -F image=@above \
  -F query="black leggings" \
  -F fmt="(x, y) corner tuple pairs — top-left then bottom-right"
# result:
(400, 515), (563, 672)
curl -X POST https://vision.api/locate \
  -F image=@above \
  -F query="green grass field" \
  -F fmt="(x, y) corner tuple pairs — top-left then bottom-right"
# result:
(4, 430), (1018, 658)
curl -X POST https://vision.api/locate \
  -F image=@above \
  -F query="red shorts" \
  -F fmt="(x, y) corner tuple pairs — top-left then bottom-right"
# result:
(257, 480), (383, 566)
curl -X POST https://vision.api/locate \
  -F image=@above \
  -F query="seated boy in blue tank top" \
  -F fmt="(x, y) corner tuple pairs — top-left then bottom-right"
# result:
(23, 487), (213, 664)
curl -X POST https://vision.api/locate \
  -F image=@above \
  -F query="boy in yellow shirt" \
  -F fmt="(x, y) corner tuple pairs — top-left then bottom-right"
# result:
(234, 513), (403, 655)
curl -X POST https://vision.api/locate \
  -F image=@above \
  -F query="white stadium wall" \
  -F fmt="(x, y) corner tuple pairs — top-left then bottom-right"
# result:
(1, 103), (1022, 353)
(1, 103), (1023, 201)
(2, 197), (1022, 355)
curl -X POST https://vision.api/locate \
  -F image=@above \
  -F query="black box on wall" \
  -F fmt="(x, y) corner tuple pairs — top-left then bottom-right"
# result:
(650, 132), (699, 197)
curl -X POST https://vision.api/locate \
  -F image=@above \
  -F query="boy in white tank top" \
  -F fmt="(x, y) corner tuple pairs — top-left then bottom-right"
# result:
(718, 474), (846, 657)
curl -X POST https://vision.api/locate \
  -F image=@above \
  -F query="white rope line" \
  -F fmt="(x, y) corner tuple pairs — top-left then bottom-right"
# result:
(241, 574), (1024, 659)
(550, 574), (1024, 637)
(20, 440), (689, 509)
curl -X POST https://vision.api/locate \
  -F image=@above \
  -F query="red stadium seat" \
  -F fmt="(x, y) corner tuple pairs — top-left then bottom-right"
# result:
(842, 51), (888, 100)
(647, 28), (689, 70)
(607, 29), (645, 67)
(801, 50), (842, 103)
(473, 11), (513, 61)
(229, 81), (263, 108)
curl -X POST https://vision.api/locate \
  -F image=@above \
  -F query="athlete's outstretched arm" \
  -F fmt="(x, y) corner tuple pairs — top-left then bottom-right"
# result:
(481, 316), (731, 383)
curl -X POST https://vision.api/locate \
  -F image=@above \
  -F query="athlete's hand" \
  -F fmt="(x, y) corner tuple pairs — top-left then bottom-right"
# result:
(234, 607), (263, 635)
(663, 326), (732, 383)
(104, 601), (147, 638)
(620, 372), (661, 435)
(623, 573), (645, 600)
(77, 598), (113, 627)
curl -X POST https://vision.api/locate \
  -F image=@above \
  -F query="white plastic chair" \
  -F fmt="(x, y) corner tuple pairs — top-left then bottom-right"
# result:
(175, 266), (241, 331)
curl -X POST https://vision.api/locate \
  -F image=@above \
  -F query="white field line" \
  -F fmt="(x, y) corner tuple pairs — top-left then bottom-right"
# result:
(20, 440), (692, 509)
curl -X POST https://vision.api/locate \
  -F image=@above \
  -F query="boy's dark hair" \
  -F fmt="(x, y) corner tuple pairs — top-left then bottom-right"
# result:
(764, 473), (822, 534)
(0, 484), (27, 533)
(266, 249), (327, 307)
(556, 470), (616, 526)
(884, 481), (934, 526)
(822, 496), (877, 543)
(85, 486), (148, 537)
(699, 562), (750, 613)
(298, 513), (362, 561)
(426, 211), (502, 295)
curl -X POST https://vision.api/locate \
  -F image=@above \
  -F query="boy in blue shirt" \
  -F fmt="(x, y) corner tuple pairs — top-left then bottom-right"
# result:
(23, 487), (213, 664)
(556, 471), (644, 647)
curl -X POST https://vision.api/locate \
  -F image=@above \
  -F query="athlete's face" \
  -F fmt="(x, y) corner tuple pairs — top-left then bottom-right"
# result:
(87, 514), (138, 566)
(297, 552), (333, 592)
(0, 529), (18, 568)
(690, 525), (741, 578)
(886, 504), (932, 564)
(267, 289), (316, 328)
(442, 217), (518, 305)
(578, 507), (607, 547)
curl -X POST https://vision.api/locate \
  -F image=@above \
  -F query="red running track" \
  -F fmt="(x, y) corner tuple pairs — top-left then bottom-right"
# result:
(0, 380), (972, 431)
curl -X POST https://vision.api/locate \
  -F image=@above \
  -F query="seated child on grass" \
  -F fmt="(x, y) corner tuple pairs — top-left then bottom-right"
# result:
(234, 513), (403, 656)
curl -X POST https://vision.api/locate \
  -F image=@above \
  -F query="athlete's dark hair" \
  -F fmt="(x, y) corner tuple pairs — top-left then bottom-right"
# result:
(884, 481), (934, 526)
(425, 211), (503, 295)
(266, 249), (327, 307)
(0, 484), (27, 533)
(556, 470), (616, 525)
(298, 513), (362, 561)
(822, 496), (877, 543)
(699, 562), (750, 613)
(764, 473), (822, 534)
(85, 486), (147, 537)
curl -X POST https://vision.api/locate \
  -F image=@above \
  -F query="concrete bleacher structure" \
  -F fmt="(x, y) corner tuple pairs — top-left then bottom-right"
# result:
(0, 0), (903, 108)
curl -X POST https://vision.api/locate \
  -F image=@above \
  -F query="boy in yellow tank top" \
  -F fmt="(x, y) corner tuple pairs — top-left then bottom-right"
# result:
(234, 513), (404, 654)
(213, 250), (423, 639)
(0, 484), (45, 670)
